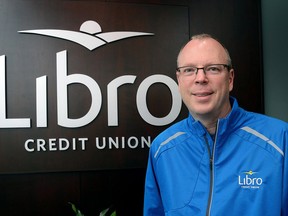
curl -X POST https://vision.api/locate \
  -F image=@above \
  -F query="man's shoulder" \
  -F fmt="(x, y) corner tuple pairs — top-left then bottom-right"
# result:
(150, 118), (190, 157)
(237, 111), (288, 156)
(156, 118), (189, 141)
(244, 111), (288, 130)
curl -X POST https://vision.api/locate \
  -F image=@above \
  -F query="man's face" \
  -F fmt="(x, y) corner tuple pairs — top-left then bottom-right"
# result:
(176, 38), (234, 120)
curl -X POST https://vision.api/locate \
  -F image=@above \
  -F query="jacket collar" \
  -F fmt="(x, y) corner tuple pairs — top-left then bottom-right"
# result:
(186, 97), (245, 137)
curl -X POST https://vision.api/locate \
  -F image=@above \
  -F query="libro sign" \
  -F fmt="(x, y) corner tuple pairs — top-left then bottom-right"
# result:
(0, 1), (188, 173)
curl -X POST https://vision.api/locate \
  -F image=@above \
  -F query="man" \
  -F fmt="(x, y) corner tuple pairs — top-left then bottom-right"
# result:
(144, 34), (288, 215)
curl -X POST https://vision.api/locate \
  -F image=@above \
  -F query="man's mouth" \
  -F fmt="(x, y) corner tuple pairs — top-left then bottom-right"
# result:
(192, 92), (213, 97)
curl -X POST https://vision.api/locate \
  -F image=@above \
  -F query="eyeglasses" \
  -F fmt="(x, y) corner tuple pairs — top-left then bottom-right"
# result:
(176, 64), (230, 76)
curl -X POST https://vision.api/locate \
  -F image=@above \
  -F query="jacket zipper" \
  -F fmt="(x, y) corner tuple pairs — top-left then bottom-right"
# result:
(205, 121), (219, 216)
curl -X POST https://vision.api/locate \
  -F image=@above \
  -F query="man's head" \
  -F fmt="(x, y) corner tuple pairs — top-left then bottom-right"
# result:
(176, 34), (234, 121)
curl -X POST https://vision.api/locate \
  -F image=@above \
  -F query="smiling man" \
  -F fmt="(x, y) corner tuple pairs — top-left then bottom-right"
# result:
(144, 34), (288, 216)
(176, 34), (234, 134)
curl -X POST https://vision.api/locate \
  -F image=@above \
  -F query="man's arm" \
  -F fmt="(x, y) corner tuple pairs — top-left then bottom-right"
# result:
(144, 148), (164, 216)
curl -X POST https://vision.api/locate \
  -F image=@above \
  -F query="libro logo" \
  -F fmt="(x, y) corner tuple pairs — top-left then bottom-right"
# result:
(0, 20), (181, 129)
(18, 20), (154, 51)
(238, 170), (263, 189)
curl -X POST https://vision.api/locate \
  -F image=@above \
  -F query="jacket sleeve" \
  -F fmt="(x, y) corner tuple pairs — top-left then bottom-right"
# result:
(143, 146), (165, 216)
(282, 127), (288, 216)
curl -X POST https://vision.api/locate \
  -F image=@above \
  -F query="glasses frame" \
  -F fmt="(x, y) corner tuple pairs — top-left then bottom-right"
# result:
(176, 64), (231, 76)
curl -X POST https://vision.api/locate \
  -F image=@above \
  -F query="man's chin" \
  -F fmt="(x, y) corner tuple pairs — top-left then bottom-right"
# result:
(191, 103), (220, 117)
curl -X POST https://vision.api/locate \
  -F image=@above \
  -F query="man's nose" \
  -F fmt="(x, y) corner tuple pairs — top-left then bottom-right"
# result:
(195, 69), (208, 83)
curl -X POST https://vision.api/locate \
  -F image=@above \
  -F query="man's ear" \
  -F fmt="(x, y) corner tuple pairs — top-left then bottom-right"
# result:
(176, 71), (180, 82)
(229, 69), (234, 91)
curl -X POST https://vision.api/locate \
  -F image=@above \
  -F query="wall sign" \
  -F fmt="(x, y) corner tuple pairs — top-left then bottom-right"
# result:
(0, 1), (188, 173)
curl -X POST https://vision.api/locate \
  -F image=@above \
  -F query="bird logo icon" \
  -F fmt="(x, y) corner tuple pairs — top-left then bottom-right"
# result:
(19, 20), (154, 51)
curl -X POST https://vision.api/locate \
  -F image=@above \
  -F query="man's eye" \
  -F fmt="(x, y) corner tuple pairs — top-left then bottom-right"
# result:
(206, 66), (221, 73)
(183, 67), (195, 73)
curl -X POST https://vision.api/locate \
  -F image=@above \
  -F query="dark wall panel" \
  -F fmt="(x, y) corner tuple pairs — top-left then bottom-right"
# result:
(0, 172), (80, 215)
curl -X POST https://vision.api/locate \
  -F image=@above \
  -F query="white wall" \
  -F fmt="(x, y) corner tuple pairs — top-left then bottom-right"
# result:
(262, 0), (288, 122)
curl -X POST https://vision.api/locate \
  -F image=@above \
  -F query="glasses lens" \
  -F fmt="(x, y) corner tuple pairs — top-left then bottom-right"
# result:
(178, 66), (197, 75)
(205, 65), (226, 74)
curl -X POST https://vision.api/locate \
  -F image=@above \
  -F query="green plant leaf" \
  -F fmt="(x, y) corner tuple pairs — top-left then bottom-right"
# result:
(99, 207), (109, 216)
(69, 202), (85, 216)
(69, 202), (77, 213)
(76, 210), (84, 216)
(110, 211), (117, 216)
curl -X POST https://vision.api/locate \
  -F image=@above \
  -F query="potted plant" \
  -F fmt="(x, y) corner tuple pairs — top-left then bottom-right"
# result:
(69, 202), (116, 216)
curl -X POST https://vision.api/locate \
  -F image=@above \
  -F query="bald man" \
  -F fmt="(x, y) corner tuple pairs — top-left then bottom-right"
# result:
(144, 34), (288, 216)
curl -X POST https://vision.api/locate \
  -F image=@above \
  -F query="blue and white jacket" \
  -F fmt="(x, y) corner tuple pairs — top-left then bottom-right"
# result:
(144, 97), (288, 216)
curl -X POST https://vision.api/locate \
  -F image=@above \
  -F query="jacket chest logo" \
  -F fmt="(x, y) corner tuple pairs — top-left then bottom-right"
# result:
(238, 170), (263, 189)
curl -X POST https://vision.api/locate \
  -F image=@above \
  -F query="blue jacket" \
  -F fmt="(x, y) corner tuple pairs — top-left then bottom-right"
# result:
(144, 97), (288, 216)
